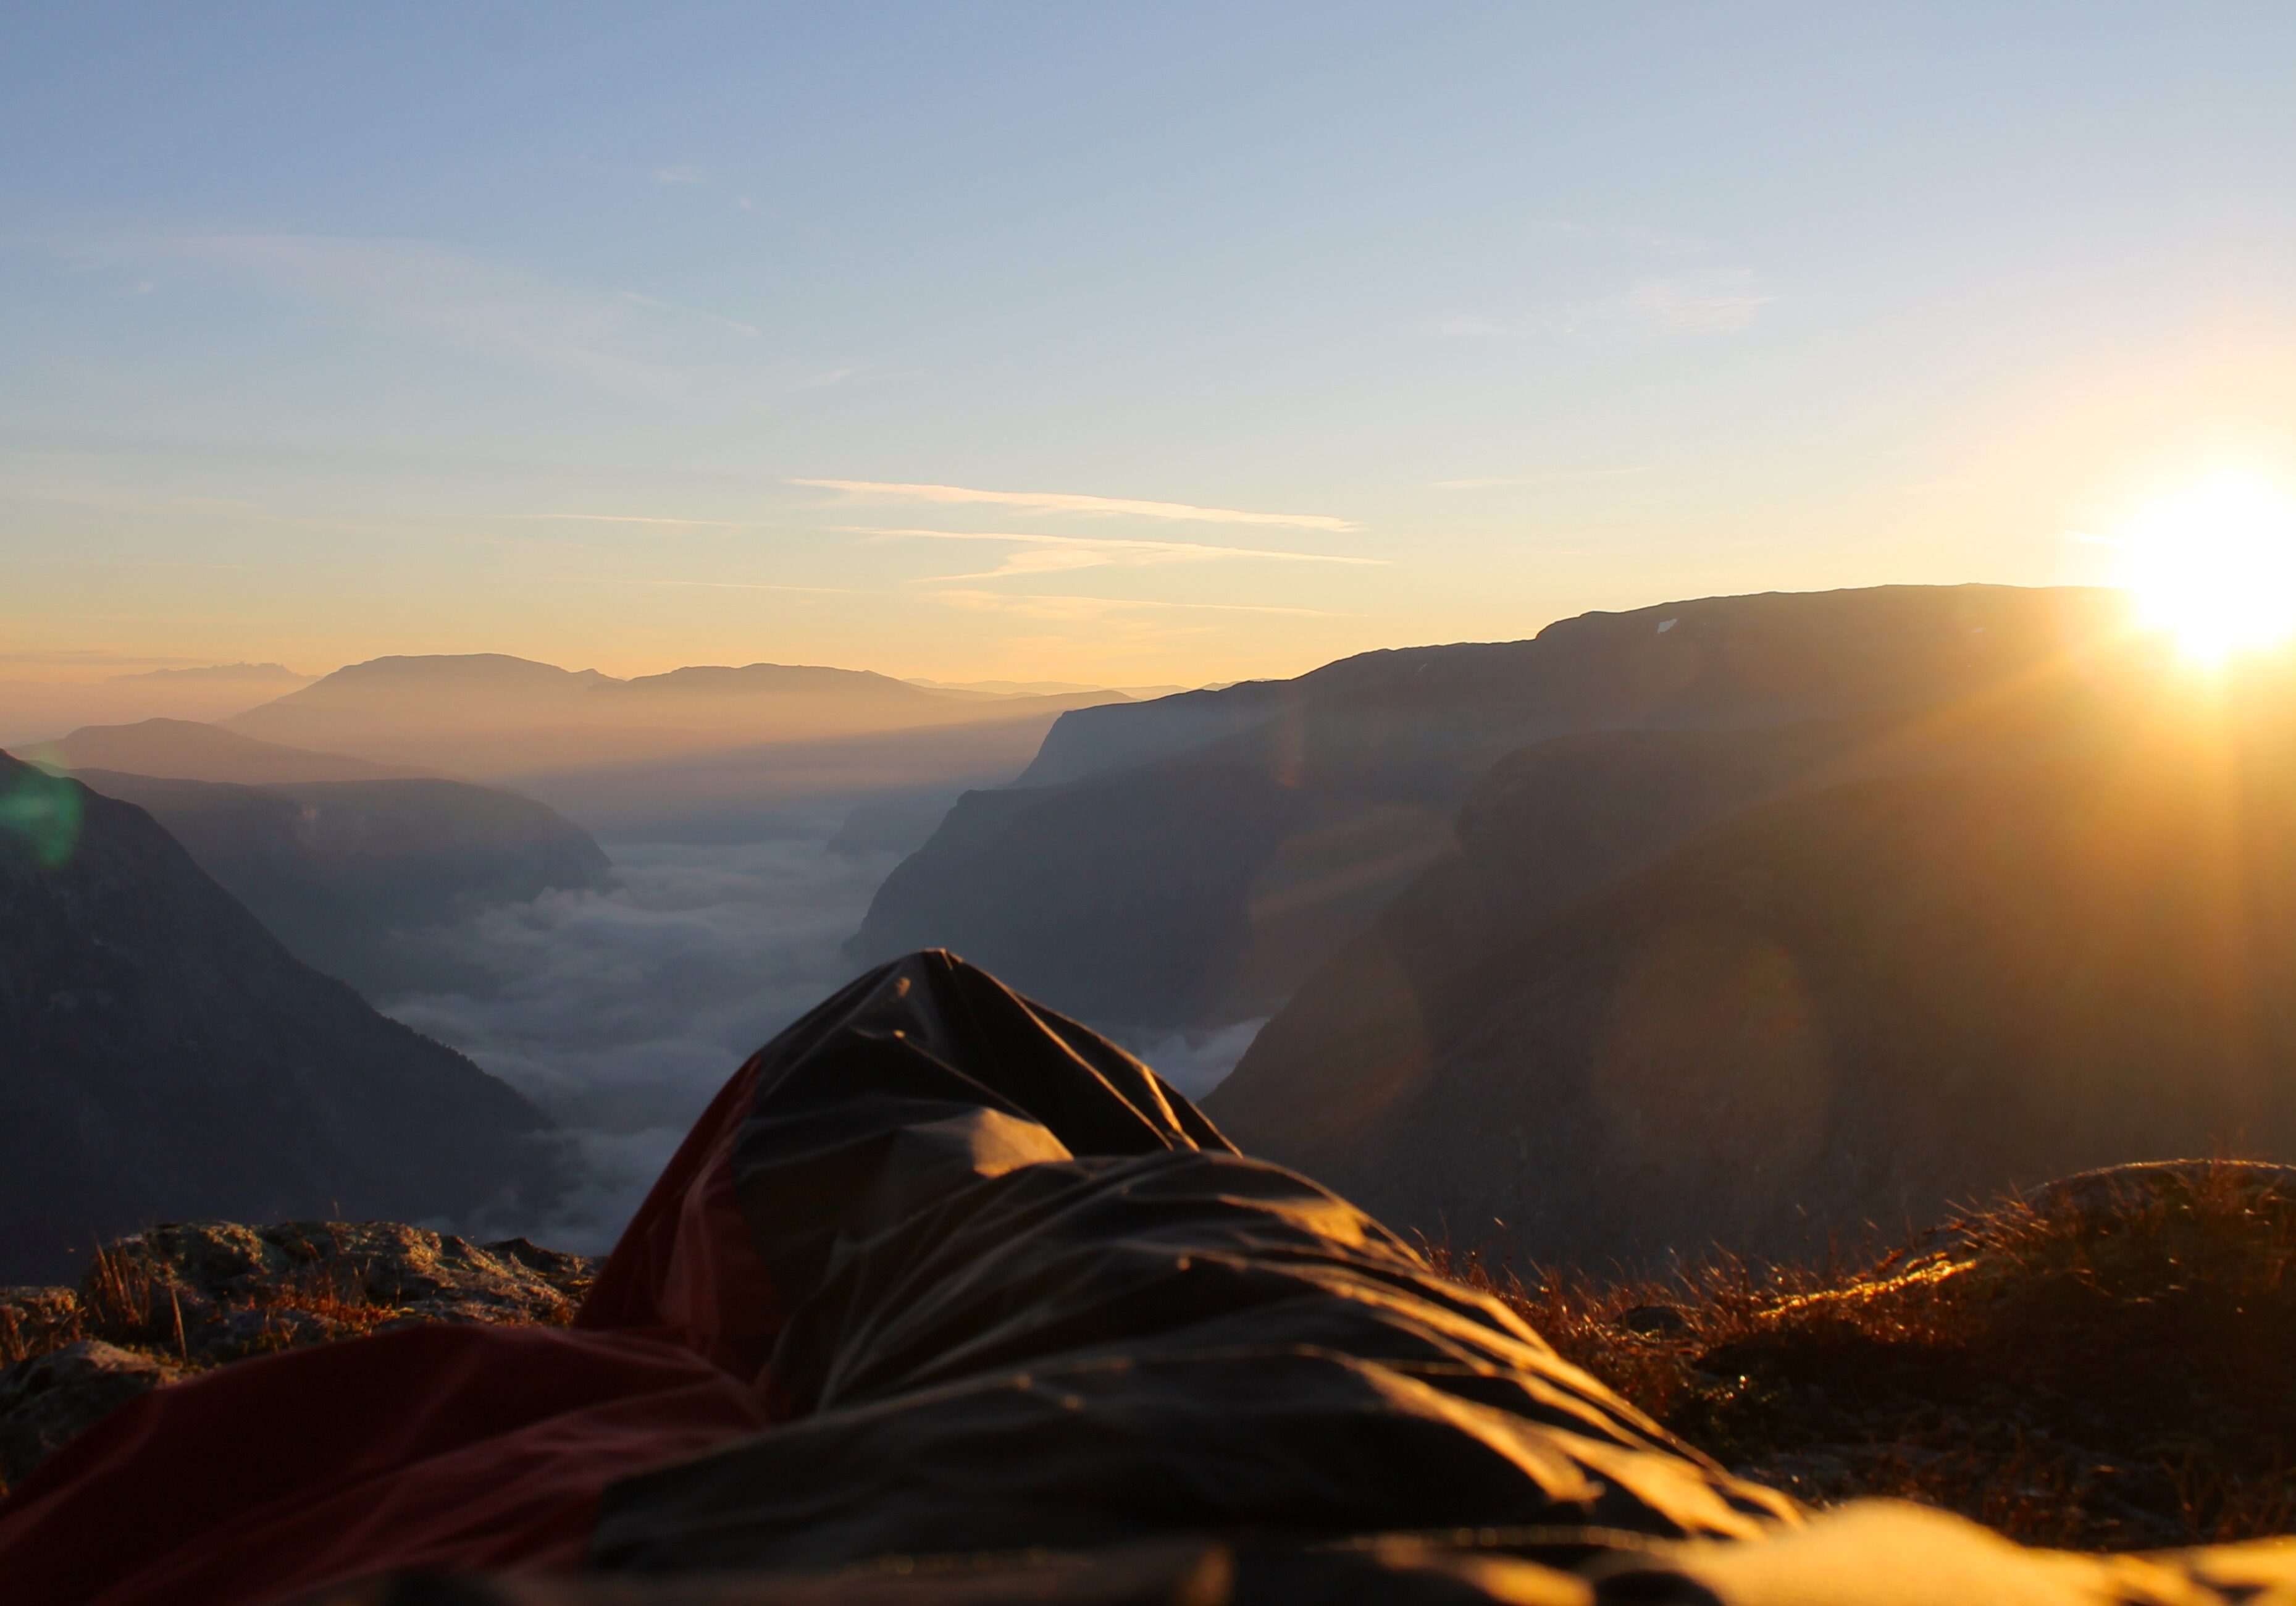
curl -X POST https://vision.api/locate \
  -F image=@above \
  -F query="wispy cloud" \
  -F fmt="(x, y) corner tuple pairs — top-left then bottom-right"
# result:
(859, 527), (1386, 580)
(1433, 269), (1778, 342)
(793, 480), (1356, 532)
(552, 576), (859, 594)
(56, 232), (787, 394)
(495, 513), (753, 528)
(1545, 219), (1712, 256)
(653, 167), (708, 185)
(1430, 467), (1656, 490)
(619, 291), (757, 338)
(65, 232), (684, 391)
(929, 589), (1346, 619)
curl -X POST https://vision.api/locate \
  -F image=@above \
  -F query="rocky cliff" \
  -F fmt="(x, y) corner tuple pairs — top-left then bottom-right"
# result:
(0, 752), (563, 1281)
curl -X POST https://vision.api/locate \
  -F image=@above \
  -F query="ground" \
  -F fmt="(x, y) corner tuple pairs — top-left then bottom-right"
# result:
(6, 1163), (2294, 1551)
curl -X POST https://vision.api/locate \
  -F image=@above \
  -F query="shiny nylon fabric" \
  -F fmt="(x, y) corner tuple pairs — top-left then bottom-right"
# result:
(591, 951), (1794, 1574)
(0, 951), (1791, 1605)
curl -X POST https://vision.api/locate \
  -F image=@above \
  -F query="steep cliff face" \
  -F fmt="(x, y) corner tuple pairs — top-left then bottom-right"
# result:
(855, 584), (2134, 1032)
(1209, 689), (2296, 1268)
(67, 769), (613, 998)
(0, 752), (561, 1282)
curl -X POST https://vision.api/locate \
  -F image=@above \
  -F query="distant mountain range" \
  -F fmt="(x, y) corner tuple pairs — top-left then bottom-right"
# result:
(0, 665), (317, 747)
(853, 584), (2136, 1032)
(219, 654), (1137, 778)
(0, 750), (560, 1282)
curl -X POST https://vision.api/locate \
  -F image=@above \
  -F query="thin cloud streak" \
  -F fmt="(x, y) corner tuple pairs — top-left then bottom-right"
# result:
(64, 232), (689, 393)
(929, 589), (1347, 618)
(1431, 468), (1656, 490)
(552, 576), (861, 594)
(619, 291), (758, 338)
(858, 527), (1386, 581)
(496, 514), (754, 527)
(793, 479), (1356, 531)
(1431, 269), (1777, 342)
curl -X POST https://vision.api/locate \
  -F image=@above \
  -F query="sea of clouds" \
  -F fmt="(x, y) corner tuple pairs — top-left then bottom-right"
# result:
(382, 833), (1260, 1253)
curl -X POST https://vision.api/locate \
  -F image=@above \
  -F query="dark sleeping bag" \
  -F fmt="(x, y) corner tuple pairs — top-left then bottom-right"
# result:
(0, 951), (1788, 1605)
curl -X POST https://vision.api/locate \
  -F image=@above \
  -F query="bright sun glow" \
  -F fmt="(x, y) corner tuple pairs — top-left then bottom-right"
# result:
(2118, 474), (2296, 660)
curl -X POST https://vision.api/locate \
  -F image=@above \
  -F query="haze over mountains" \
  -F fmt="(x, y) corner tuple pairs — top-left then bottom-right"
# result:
(855, 584), (2136, 1032)
(0, 752), (559, 1281)
(0, 664), (316, 749)
(1205, 649), (2296, 1264)
(219, 654), (1135, 780)
(17, 584), (2296, 1278)
(38, 719), (438, 784)
(62, 769), (614, 999)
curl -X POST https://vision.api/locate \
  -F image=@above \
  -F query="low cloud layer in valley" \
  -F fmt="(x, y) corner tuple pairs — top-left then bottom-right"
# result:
(380, 828), (1262, 1252)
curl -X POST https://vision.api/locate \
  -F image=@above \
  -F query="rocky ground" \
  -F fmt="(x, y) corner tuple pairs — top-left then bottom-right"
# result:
(0, 1221), (594, 1494)
(1439, 1159), (2296, 1550)
(8, 1162), (2295, 1555)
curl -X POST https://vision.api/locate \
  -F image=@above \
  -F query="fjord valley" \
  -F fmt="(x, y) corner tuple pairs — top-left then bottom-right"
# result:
(14, 582), (2296, 1285)
(0, 751), (558, 1282)
(15, 583), (2296, 1556)
(20, 10), (2296, 1592)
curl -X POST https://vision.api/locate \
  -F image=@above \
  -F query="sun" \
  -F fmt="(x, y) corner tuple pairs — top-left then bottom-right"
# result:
(2117, 473), (2296, 660)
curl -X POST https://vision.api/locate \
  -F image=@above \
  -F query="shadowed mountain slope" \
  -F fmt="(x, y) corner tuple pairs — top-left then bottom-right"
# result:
(34, 719), (438, 784)
(1209, 686), (2296, 1268)
(854, 584), (2134, 1032)
(513, 706), (1101, 845)
(65, 770), (613, 998)
(0, 751), (561, 1282)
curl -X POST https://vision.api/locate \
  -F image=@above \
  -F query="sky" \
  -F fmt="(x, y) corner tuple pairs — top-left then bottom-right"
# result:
(6, 2), (2296, 687)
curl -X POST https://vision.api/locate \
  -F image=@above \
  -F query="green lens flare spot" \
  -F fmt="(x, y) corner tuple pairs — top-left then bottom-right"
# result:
(0, 766), (84, 869)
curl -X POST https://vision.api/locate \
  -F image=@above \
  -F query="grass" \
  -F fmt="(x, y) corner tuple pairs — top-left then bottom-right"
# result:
(1430, 1159), (2296, 1550)
(4, 1232), (590, 1371)
(12, 1180), (2294, 1551)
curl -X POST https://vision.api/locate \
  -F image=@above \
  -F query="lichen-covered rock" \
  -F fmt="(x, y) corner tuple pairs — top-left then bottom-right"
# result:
(86, 1221), (597, 1343)
(0, 1220), (597, 1489)
(0, 1340), (183, 1489)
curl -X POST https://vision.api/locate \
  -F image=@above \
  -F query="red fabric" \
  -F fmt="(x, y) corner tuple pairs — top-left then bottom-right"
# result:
(0, 1056), (790, 1606)
(575, 1053), (786, 1384)
(0, 1324), (765, 1606)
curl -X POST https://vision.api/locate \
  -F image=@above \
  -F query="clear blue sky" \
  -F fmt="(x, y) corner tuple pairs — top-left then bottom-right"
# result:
(6, 2), (2295, 684)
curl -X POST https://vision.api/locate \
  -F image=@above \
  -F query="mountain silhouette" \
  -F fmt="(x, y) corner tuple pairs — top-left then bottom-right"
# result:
(0, 750), (560, 1282)
(853, 584), (2135, 1032)
(63, 769), (613, 998)
(1207, 669), (2296, 1266)
(222, 654), (1130, 778)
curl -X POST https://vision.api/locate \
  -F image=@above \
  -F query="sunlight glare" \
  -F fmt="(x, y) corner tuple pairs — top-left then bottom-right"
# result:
(2118, 474), (2296, 660)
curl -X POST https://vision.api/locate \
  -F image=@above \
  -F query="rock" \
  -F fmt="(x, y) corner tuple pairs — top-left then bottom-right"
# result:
(0, 1340), (182, 1487)
(83, 1222), (598, 1359)
(1616, 1303), (1694, 1339)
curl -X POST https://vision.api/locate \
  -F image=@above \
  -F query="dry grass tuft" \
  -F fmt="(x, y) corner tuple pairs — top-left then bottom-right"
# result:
(1431, 1160), (2296, 1550)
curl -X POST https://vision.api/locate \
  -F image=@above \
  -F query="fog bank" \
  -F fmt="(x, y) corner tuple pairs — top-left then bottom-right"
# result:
(382, 831), (1261, 1252)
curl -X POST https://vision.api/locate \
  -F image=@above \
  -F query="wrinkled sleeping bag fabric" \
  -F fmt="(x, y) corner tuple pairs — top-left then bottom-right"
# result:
(8, 951), (2294, 1604)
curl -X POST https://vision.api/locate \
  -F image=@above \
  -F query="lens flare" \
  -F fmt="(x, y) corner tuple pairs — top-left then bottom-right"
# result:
(2118, 474), (2296, 660)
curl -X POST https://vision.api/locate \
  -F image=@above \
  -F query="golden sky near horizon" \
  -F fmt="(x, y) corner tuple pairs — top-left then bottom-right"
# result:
(7, 9), (2296, 690)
